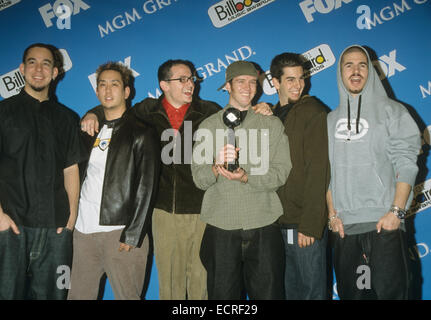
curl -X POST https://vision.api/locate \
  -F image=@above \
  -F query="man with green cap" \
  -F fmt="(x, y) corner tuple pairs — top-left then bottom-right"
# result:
(191, 60), (291, 299)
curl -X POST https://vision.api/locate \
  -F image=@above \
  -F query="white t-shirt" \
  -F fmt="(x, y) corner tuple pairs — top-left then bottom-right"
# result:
(75, 124), (125, 234)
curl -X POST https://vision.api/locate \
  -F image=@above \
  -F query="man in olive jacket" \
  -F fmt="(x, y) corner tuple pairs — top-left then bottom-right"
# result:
(192, 61), (291, 300)
(271, 53), (330, 300)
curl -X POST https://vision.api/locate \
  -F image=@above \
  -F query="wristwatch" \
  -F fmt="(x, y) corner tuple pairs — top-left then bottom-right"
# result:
(390, 205), (406, 220)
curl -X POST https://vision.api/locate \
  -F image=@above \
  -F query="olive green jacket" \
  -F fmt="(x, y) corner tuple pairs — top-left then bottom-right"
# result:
(274, 95), (330, 239)
(191, 106), (291, 230)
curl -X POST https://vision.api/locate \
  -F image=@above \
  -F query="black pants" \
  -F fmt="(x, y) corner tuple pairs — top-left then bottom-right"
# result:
(0, 226), (73, 300)
(333, 228), (409, 300)
(200, 223), (285, 300)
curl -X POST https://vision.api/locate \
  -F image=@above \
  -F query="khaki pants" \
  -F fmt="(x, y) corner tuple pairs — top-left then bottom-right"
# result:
(68, 229), (149, 300)
(152, 209), (207, 300)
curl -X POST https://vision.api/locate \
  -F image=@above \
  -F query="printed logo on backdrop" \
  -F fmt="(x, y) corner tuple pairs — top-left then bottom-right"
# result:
(408, 179), (431, 216)
(196, 46), (255, 81)
(208, 0), (276, 28)
(419, 80), (431, 99)
(409, 242), (431, 261)
(39, 0), (90, 29)
(88, 57), (140, 93)
(262, 44), (335, 96)
(356, 0), (429, 30)
(0, 49), (72, 99)
(148, 45), (256, 98)
(373, 50), (406, 81)
(299, 0), (353, 23)
(98, 0), (180, 38)
(0, 0), (20, 11)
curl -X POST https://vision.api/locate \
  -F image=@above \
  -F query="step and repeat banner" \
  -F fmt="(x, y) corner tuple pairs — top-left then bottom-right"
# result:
(1, 0), (430, 300)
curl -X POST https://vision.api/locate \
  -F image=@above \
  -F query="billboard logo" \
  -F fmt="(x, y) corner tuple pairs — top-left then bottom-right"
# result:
(0, 0), (21, 11)
(302, 44), (336, 78)
(0, 68), (25, 99)
(409, 179), (431, 216)
(208, 0), (276, 28)
(262, 44), (335, 96)
(0, 49), (72, 99)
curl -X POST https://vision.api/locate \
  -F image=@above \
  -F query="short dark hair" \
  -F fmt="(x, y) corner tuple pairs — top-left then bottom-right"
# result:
(96, 61), (133, 88)
(157, 59), (195, 83)
(270, 53), (305, 82)
(22, 43), (63, 72)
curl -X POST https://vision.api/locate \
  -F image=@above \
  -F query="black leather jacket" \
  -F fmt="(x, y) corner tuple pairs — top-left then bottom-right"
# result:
(88, 96), (221, 214)
(79, 109), (160, 247)
(135, 96), (221, 214)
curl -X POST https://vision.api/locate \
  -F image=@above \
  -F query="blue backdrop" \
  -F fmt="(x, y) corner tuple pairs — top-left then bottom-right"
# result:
(1, 0), (430, 300)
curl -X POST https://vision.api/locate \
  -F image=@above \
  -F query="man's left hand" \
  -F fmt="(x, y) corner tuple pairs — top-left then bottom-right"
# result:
(376, 212), (401, 233)
(56, 226), (73, 234)
(119, 243), (134, 252)
(298, 232), (315, 248)
(216, 166), (246, 182)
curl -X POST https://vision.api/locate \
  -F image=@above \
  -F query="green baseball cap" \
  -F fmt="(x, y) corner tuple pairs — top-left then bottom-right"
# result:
(218, 60), (258, 91)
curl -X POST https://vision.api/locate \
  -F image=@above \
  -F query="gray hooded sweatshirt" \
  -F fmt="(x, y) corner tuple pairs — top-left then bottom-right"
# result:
(327, 45), (420, 229)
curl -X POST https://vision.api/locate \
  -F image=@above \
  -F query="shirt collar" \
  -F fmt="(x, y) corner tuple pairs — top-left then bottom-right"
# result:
(162, 97), (190, 113)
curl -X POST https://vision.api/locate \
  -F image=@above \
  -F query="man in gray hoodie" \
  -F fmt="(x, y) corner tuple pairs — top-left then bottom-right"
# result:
(326, 45), (420, 299)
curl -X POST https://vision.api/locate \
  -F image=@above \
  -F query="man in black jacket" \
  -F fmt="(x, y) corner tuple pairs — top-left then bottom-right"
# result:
(81, 59), (219, 300)
(68, 62), (160, 300)
(271, 53), (330, 300)
(81, 59), (272, 299)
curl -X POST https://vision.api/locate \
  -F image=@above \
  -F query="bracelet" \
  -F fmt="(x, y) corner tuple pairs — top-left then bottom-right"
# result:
(327, 215), (337, 231)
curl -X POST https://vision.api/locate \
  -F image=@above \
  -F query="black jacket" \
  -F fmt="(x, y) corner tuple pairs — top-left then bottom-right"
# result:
(88, 95), (221, 214)
(273, 95), (330, 239)
(79, 109), (160, 247)
(0, 89), (81, 228)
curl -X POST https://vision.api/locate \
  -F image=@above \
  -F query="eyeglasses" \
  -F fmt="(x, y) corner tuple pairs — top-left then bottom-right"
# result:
(165, 76), (197, 84)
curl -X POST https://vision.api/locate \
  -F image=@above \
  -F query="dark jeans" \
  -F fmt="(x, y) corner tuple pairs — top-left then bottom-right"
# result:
(0, 226), (73, 300)
(200, 223), (285, 300)
(333, 228), (409, 300)
(282, 228), (328, 300)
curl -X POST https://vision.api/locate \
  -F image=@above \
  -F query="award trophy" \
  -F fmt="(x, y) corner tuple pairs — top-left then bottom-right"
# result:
(222, 107), (242, 172)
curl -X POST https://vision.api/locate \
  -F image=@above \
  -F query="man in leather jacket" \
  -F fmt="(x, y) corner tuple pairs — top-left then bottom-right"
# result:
(81, 59), (221, 300)
(80, 59), (272, 300)
(68, 62), (160, 300)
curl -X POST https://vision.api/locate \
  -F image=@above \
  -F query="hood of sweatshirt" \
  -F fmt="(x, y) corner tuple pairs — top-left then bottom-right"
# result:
(336, 45), (388, 140)
(328, 45), (420, 225)
(337, 45), (386, 104)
